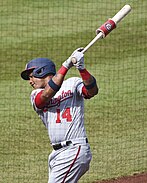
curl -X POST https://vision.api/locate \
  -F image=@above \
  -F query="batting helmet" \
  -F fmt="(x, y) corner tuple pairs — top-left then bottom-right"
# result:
(21, 58), (56, 80)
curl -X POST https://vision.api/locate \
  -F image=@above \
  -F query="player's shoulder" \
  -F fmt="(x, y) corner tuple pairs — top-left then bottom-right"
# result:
(31, 88), (44, 99)
(64, 77), (82, 84)
(31, 88), (43, 95)
(62, 77), (82, 87)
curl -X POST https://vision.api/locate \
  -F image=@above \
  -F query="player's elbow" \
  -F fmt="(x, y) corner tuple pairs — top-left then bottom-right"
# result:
(88, 85), (99, 97)
(92, 86), (99, 96)
(95, 86), (99, 95)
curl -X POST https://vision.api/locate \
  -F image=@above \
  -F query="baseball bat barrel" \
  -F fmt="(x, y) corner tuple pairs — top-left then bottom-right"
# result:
(111, 5), (131, 24)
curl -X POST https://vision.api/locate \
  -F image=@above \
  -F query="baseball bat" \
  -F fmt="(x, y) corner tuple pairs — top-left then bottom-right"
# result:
(72, 4), (131, 63)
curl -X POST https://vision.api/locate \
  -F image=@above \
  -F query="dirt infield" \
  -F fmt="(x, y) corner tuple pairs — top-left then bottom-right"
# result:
(95, 172), (147, 183)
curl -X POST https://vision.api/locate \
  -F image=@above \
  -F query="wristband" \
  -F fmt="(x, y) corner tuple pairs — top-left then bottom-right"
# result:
(84, 77), (96, 90)
(79, 69), (91, 80)
(58, 65), (68, 76)
(48, 79), (61, 92)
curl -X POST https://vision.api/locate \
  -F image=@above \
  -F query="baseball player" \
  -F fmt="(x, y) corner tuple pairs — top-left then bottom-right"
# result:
(21, 48), (98, 183)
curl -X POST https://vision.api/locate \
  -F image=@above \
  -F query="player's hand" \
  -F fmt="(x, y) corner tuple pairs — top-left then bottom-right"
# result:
(62, 48), (84, 70)
(62, 56), (73, 69)
(72, 48), (85, 70)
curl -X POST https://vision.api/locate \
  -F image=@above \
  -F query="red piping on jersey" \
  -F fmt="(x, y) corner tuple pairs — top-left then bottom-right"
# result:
(61, 146), (81, 183)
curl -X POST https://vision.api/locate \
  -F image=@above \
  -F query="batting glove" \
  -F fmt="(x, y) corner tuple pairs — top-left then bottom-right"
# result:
(62, 56), (73, 69)
(62, 48), (84, 70)
(72, 48), (85, 70)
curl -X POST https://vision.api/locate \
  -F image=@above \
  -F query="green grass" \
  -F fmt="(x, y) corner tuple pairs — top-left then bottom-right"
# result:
(0, 0), (147, 183)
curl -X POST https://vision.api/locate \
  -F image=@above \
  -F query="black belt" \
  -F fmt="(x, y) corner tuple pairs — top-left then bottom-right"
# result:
(52, 138), (88, 151)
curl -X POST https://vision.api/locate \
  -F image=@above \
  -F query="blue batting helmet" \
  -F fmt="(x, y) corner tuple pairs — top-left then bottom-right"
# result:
(21, 58), (56, 80)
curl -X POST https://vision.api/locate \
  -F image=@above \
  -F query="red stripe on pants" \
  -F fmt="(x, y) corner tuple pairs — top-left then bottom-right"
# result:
(62, 146), (81, 183)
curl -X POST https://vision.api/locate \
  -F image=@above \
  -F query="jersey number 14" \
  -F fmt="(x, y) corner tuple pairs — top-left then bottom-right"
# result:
(56, 108), (72, 123)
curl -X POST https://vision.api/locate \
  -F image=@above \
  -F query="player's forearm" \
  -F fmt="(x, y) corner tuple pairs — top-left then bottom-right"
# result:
(83, 77), (99, 96)
(80, 69), (99, 96)
(40, 66), (68, 103)
(43, 55), (74, 98)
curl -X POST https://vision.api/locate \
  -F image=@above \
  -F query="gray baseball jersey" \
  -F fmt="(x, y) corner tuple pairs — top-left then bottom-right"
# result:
(31, 77), (87, 144)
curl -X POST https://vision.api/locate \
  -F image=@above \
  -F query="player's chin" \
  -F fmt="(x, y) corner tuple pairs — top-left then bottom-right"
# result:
(34, 84), (45, 89)
(31, 84), (38, 89)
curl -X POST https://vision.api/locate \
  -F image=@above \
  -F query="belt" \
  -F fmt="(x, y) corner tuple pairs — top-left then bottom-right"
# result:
(52, 138), (88, 151)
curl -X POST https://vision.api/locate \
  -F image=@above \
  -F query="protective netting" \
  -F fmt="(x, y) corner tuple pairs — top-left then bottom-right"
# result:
(0, 0), (147, 183)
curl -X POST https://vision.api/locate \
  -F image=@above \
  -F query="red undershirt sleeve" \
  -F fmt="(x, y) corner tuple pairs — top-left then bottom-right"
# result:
(34, 90), (47, 109)
(82, 86), (93, 99)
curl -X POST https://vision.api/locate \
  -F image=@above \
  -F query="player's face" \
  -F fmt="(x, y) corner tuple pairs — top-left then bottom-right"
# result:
(28, 73), (52, 89)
